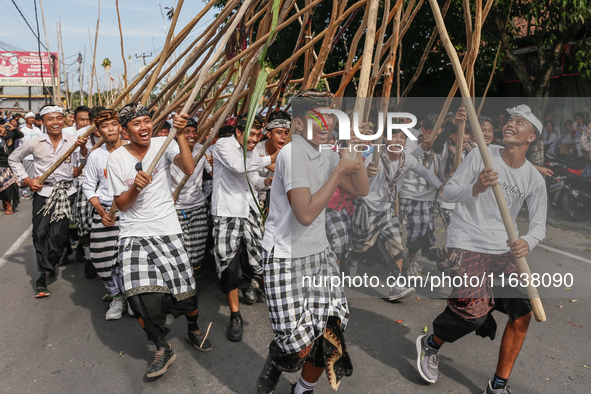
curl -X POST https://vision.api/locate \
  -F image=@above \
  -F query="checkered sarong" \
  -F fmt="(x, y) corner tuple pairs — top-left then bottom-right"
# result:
(263, 247), (349, 354)
(90, 206), (120, 296)
(116, 234), (196, 300)
(73, 181), (93, 236)
(398, 197), (410, 224)
(325, 208), (352, 262)
(438, 205), (454, 229)
(213, 207), (263, 276)
(352, 206), (403, 260)
(176, 205), (208, 269)
(406, 199), (436, 246)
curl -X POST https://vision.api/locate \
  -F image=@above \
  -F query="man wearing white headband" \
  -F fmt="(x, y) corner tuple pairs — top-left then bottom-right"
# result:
(417, 104), (547, 394)
(19, 111), (42, 193)
(351, 127), (443, 302)
(9, 105), (89, 298)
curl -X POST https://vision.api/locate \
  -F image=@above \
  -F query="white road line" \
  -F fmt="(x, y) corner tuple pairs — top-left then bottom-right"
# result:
(0, 225), (32, 269)
(539, 243), (591, 265)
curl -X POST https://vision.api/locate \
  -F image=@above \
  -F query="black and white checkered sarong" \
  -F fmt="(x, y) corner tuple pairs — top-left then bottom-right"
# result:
(352, 206), (403, 260)
(90, 205), (120, 296)
(176, 205), (208, 269)
(398, 197), (411, 224)
(116, 234), (196, 300)
(73, 181), (93, 236)
(406, 199), (436, 246)
(263, 247), (349, 354)
(213, 207), (263, 277)
(325, 208), (352, 262)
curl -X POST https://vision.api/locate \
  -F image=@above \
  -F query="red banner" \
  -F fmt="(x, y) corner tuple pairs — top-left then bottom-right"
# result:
(0, 51), (58, 86)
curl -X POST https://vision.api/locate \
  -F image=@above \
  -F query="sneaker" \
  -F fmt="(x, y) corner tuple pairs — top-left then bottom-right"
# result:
(484, 380), (514, 394)
(227, 316), (244, 342)
(84, 260), (97, 279)
(106, 297), (126, 320)
(426, 248), (446, 263)
(35, 277), (50, 298)
(242, 286), (257, 304)
(416, 335), (439, 384)
(407, 258), (421, 276)
(256, 355), (282, 394)
(186, 329), (213, 352)
(102, 293), (114, 303)
(146, 345), (176, 379)
(290, 382), (313, 394)
(388, 285), (415, 301)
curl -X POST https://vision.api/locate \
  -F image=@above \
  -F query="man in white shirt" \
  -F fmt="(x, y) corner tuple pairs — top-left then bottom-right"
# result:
(83, 109), (128, 320)
(19, 112), (43, 186)
(417, 105), (547, 394)
(399, 116), (445, 276)
(107, 103), (212, 379)
(9, 105), (88, 298)
(212, 114), (278, 343)
(171, 118), (212, 279)
(257, 89), (369, 394)
(351, 127), (443, 301)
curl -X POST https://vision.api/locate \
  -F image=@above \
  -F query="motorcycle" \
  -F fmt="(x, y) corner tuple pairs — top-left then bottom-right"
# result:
(544, 154), (591, 221)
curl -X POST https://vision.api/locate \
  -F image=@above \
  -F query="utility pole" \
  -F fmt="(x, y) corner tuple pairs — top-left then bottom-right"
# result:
(135, 52), (152, 71)
(78, 52), (84, 106)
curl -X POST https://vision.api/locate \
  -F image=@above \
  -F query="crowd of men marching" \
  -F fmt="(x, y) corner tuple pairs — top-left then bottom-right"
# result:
(1, 91), (553, 394)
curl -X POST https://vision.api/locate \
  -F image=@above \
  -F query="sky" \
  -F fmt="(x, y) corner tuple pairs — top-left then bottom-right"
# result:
(2, 0), (217, 91)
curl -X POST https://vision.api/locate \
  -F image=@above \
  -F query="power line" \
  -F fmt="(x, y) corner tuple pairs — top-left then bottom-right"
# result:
(10, 0), (47, 51)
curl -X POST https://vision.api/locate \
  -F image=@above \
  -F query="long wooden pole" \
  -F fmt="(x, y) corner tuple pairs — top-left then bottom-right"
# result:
(428, 0), (546, 323)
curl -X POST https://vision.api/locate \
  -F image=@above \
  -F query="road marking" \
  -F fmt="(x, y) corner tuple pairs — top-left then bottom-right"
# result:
(0, 225), (32, 269)
(539, 243), (591, 265)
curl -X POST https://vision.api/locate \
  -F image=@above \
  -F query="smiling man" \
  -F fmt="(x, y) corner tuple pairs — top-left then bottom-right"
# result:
(416, 104), (547, 394)
(212, 114), (280, 343)
(107, 103), (211, 379)
(9, 105), (88, 298)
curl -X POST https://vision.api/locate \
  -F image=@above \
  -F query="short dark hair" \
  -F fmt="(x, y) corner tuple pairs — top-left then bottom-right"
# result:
(89, 106), (106, 121)
(421, 117), (435, 130)
(161, 121), (171, 130)
(74, 106), (91, 117)
(564, 119), (573, 126)
(268, 109), (291, 123)
(479, 116), (493, 126)
(218, 125), (234, 138)
(291, 89), (334, 121)
(235, 114), (263, 134)
(574, 112), (586, 122)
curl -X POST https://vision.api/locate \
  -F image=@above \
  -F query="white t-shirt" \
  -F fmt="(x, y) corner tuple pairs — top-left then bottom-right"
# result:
(262, 134), (339, 259)
(107, 137), (182, 238)
(362, 150), (442, 212)
(171, 143), (212, 210)
(443, 145), (547, 254)
(83, 145), (115, 206)
(20, 124), (43, 161)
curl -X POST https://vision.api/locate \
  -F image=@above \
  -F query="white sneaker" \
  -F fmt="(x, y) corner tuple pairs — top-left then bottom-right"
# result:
(106, 297), (126, 320)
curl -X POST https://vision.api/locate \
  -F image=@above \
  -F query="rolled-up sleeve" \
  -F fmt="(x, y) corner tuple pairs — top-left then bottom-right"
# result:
(8, 140), (32, 181)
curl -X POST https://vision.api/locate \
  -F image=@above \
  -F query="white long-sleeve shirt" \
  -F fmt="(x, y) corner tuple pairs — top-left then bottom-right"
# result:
(400, 141), (446, 202)
(363, 150), (443, 212)
(211, 136), (271, 218)
(8, 133), (78, 197)
(443, 145), (547, 254)
(544, 132), (560, 157)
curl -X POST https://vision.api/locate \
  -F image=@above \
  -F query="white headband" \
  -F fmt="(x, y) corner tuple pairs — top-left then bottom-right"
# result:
(506, 104), (542, 136)
(267, 119), (291, 130)
(39, 106), (64, 117)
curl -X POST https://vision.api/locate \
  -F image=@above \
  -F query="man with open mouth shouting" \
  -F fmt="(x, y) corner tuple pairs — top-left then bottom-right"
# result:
(106, 103), (212, 379)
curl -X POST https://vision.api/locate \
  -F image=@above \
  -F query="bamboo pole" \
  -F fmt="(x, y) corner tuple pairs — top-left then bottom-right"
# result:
(115, 0), (128, 92)
(88, 0), (101, 107)
(428, 0), (546, 323)
(137, 0), (255, 192)
(38, 0), (59, 105)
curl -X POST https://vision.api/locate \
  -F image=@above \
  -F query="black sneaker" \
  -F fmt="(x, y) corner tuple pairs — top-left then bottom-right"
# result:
(84, 260), (97, 279)
(290, 382), (314, 394)
(35, 277), (50, 298)
(426, 248), (446, 263)
(227, 316), (244, 342)
(242, 286), (257, 304)
(257, 355), (282, 394)
(146, 345), (176, 379)
(186, 329), (213, 352)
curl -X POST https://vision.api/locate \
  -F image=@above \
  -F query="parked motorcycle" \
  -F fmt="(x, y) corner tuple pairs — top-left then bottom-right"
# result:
(544, 154), (591, 221)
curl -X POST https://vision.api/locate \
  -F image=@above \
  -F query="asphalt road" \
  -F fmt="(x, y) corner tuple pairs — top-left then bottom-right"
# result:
(0, 199), (589, 394)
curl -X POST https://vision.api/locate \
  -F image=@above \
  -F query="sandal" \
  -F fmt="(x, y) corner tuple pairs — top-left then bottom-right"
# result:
(2, 201), (13, 215)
